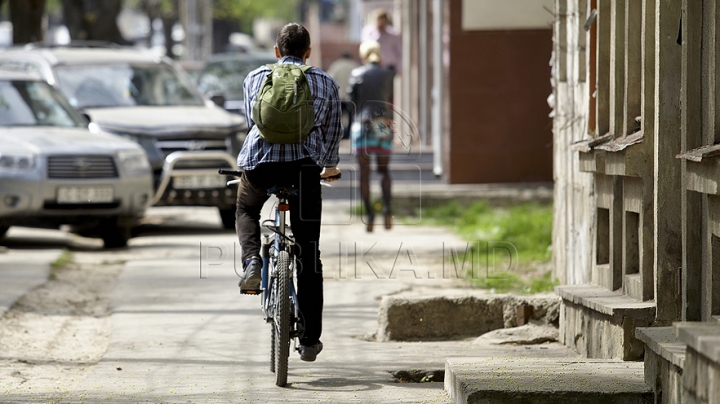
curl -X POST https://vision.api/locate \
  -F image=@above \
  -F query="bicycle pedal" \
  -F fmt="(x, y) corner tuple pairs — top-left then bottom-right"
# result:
(240, 289), (261, 295)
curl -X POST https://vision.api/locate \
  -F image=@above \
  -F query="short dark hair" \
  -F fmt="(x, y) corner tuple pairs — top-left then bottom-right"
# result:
(276, 23), (311, 58)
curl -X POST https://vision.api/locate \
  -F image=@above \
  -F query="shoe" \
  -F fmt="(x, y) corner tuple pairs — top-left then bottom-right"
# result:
(239, 258), (262, 295)
(298, 341), (323, 362)
(366, 214), (374, 233)
(384, 213), (392, 230)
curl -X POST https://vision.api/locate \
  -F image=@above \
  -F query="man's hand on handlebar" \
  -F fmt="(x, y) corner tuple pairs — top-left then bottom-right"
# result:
(320, 166), (341, 182)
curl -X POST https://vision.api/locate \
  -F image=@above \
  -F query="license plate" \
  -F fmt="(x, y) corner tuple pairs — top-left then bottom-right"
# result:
(57, 186), (114, 203)
(173, 175), (226, 189)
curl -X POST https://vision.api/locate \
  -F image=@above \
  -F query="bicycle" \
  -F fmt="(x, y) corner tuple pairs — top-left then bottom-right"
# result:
(219, 168), (340, 387)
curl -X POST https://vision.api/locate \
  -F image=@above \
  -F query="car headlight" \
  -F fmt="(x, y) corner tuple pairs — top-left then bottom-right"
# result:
(0, 153), (36, 173)
(117, 149), (150, 174)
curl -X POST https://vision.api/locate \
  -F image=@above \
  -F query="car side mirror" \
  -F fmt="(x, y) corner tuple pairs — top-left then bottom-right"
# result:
(209, 94), (226, 108)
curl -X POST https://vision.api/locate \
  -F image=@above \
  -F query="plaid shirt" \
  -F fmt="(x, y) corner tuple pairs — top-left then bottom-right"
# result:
(237, 56), (342, 170)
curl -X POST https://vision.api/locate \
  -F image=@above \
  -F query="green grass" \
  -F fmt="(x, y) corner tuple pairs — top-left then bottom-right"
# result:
(51, 249), (73, 269)
(409, 201), (557, 293)
(49, 249), (73, 280)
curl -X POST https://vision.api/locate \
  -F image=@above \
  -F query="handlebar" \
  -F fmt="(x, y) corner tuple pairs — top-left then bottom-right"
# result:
(218, 168), (341, 180)
(323, 173), (342, 180)
(218, 168), (243, 176)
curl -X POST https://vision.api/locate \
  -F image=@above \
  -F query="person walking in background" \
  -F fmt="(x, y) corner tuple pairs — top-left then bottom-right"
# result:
(327, 52), (359, 139)
(327, 51), (359, 101)
(348, 40), (395, 232)
(361, 8), (402, 75)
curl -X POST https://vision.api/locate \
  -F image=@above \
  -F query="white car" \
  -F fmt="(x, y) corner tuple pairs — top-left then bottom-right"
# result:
(0, 70), (154, 247)
(0, 44), (247, 229)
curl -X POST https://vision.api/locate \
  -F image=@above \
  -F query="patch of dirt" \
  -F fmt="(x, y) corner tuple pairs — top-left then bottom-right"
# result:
(389, 369), (445, 383)
(0, 257), (123, 401)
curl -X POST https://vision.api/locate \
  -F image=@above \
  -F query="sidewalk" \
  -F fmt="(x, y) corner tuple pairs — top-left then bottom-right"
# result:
(62, 202), (585, 403)
(0, 228), (65, 318)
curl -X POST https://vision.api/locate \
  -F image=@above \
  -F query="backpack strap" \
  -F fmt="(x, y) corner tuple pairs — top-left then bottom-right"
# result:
(266, 63), (313, 72)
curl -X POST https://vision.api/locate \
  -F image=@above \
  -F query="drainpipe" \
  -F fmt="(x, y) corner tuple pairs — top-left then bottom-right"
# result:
(431, 0), (444, 177)
(419, 0), (429, 145)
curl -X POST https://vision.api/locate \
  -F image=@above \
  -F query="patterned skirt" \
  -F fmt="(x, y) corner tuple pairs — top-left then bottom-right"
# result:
(351, 117), (393, 155)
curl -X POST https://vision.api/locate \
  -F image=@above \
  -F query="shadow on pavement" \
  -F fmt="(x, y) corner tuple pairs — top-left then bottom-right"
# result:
(287, 376), (385, 392)
(132, 224), (233, 238)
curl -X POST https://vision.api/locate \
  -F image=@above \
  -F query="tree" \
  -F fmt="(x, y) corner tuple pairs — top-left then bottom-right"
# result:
(0, 0), (46, 45)
(61, 0), (129, 44)
(213, 0), (300, 34)
(139, 0), (178, 58)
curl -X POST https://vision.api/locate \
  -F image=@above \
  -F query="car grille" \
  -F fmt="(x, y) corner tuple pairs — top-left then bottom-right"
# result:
(155, 137), (229, 156)
(47, 156), (119, 179)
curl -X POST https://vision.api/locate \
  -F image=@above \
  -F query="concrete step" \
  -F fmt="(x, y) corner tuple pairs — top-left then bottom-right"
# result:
(445, 357), (652, 404)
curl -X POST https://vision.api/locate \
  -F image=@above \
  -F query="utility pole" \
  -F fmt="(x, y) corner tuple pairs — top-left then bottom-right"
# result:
(179, 0), (212, 61)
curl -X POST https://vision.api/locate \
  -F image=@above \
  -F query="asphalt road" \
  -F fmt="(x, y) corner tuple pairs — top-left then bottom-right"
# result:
(0, 201), (493, 403)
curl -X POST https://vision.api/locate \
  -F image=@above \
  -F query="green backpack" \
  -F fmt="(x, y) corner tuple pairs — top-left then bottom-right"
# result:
(252, 63), (315, 144)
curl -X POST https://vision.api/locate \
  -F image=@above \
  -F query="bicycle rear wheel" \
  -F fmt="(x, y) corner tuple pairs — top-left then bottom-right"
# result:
(274, 250), (291, 387)
(270, 322), (276, 373)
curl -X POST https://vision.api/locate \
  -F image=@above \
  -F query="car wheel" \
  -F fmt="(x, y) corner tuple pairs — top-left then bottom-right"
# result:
(101, 226), (131, 249)
(219, 207), (236, 230)
(0, 226), (9, 238)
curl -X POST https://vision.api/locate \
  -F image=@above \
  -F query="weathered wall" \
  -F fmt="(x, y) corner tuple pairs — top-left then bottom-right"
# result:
(559, 300), (650, 360)
(446, 0), (554, 184)
(683, 347), (720, 404)
(643, 348), (683, 404)
(675, 323), (720, 404)
(551, 0), (595, 285)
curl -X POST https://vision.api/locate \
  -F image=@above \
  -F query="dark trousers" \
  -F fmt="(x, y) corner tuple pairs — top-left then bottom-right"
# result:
(235, 158), (324, 345)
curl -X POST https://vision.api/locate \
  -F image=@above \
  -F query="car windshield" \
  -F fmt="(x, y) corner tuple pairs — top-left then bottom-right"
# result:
(0, 80), (86, 128)
(54, 63), (205, 109)
(197, 57), (276, 100)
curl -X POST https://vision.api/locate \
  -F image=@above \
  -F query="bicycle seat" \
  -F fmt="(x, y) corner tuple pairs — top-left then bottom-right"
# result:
(267, 185), (297, 200)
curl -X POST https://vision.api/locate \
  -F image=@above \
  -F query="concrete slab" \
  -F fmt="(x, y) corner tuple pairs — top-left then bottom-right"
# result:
(556, 285), (656, 319)
(635, 327), (685, 368)
(377, 294), (560, 341)
(474, 323), (558, 345)
(674, 322), (720, 363)
(445, 357), (652, 404)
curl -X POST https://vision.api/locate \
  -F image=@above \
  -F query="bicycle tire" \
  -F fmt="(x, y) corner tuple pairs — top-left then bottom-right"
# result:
(274, 250), (291, 387)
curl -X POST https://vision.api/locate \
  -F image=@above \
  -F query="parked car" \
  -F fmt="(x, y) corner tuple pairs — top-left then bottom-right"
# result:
(0, 70), (154, 247)
(0, 44), (247, 229)
(196, 51), (277, 115)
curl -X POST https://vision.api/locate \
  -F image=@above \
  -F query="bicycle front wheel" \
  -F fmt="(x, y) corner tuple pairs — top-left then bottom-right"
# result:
(273, 250), (291, 387)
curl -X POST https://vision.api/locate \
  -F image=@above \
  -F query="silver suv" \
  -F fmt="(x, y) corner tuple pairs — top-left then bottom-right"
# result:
(0, 70), (154, 247)
(0, 44), (246, 229)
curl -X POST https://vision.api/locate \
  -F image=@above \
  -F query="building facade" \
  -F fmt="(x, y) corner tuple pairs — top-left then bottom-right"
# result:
(553, 0), (720, 402)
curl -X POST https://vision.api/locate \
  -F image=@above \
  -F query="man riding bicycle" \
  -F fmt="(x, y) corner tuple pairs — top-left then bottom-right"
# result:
(235, 23), (342, 362)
